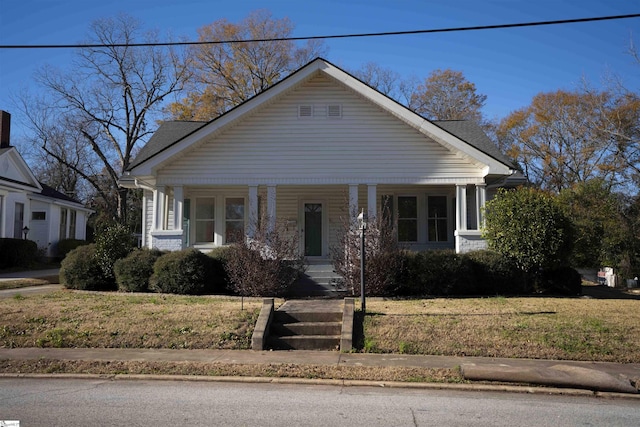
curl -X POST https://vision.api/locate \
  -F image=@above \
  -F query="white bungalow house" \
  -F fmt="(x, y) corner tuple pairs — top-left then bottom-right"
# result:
(120, 58), (522, 258)
(0, 111), (91, 258)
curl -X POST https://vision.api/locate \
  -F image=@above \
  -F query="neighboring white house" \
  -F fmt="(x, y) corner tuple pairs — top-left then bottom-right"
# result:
(120, 58), (523, 257)
(0, 111), (92, 258)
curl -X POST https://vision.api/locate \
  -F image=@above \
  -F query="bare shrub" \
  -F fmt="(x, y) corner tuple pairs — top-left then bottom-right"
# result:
(331, 205), (406, 297)
(225, 219), (304, 297)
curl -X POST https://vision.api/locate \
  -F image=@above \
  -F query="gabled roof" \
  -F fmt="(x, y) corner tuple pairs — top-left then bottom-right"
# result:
(126, 58), (514, 177)
(0, 146), (42, 192)
(38, 182), (83, 205)
(129, 121), (207, 170)
(432, 120), (515, 168)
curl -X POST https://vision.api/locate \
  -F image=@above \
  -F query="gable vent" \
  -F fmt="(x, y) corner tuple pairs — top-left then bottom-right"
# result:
(328, 105), (342, 118)
(298, 105), (312, 117)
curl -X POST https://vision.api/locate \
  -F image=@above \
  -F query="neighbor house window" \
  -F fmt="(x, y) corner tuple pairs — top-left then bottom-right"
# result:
(225, 197), (245, 244)
(32, 211), (46, 220)
(427, 196), (448, 242)
(195, 197), (215, 243)
(397, 196), (417, 242)
(14, 202), (24, 239)
(59, 208), (68, 239)
(69, 210), (77, 239)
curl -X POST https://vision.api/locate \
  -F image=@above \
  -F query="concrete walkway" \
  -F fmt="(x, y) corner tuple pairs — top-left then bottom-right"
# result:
(1, 347), (638, 394)
(0, 268), (60, 281)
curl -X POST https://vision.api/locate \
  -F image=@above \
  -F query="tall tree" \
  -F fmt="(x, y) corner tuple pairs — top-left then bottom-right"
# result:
(409, 69), (487, 122)
(351, 62), (416, 106)
(496, 89), (629, 192)
(21, 14), (189, 223)
(167, 10), (327, 121)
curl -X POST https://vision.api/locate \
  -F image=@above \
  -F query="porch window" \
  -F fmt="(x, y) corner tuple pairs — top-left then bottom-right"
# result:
(397, 196), (418, 242)
(427, 196), (448, 242)
(195, 197), (215, 243)
(225, 197), (245, 244)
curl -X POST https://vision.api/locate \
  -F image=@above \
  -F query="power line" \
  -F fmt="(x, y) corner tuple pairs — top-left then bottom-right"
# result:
(1, 13), (639, 49)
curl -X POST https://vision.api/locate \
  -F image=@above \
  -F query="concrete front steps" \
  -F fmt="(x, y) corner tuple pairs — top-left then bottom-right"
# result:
(252, 299), (354, 352)
(291, 261), (347, 298)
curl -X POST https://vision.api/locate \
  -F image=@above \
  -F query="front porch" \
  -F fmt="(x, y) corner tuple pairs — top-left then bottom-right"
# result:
(143, 182), (488, 255)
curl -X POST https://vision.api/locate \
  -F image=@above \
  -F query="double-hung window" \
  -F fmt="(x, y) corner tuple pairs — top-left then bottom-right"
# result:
(427, 196), (448, 242)
(225, 198), (245, 244)
(397, 196), (418, 242)
(195, 197), (215, 244)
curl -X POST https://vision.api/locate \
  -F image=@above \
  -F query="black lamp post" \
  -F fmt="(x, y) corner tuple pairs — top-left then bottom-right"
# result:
(22, 226), (29, 240)
(357, 210), (367, 314)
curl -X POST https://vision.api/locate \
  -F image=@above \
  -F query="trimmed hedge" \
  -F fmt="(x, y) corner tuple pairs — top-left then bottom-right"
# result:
(466, 250), (527, 295)
(56, 239), (89, 260)
(114, 249), (165, 292)
(402, 250), (476, 296)
(533, 266), (583, 295)
(150, 249), (225, 295)
(399, 249), (580, 297)
(0, 238), (38, 269)
(60, 244), (114, 291)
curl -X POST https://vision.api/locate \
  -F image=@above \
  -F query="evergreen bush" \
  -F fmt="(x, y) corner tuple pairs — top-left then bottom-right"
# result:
(150, 249), (222, 295)
(60, 244), (113, 290)
(0, 238), (38, 269)
(114, 249), (165, 292)
(466, 250), (526, 295)
(56, 239), (88, 260)
(94, 222), (136, 281)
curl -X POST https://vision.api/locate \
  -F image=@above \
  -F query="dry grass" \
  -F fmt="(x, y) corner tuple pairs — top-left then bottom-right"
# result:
(2, 286), (639, 366)
(0, 359), (461, 383)
(1, 290), (260, 350)
(362, 290), (640, 363)
(0, 275), (59, 290)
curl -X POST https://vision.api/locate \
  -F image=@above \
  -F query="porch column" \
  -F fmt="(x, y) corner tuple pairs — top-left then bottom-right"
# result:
(367, 184), (377, 218)
(141, 191), (148, 247)
(349, 184), (359, 219)
(154, 186), (166, 231)
(476, 183), (486, 229)
(172, 186), (184, 231)
(455, 185), (467, 232)
(248, 185), (258, 238)
(267, 185), (276, 233)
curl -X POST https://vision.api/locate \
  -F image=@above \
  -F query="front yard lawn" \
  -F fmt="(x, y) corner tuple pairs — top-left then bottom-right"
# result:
(1, 287), (639, 363)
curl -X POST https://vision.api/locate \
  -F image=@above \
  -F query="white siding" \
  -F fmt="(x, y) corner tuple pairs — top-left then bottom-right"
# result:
(144, 190), (153, 248)
(157, 74), (483, 185)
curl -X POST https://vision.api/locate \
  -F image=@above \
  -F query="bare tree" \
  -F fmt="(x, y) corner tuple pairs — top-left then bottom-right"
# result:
(167, 10), (327, 121)
(21, 14), (189, 222)
(351, 62), (417, 106)
(409, 69), (487, 123)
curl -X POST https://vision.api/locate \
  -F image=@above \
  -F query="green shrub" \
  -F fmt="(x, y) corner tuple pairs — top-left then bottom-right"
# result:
(60, 244), (113, 290)
(94, 223), (136, 281)
(56, 239), (89, 260)
(150, 249), (224, 295)
(0, 238), (39, 269)
(114, 249), (165, 292)
(403, 250), (476, 296)
(466, 250), (526, 295)
(483, 187), (573, 277)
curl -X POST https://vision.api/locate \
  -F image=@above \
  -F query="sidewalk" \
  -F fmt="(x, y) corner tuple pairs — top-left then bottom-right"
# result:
(0, 268), (60, 281)
(1, 347), (638, 394)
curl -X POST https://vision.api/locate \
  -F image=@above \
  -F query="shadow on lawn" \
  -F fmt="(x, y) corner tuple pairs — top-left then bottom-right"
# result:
(581, 285), (640, 300)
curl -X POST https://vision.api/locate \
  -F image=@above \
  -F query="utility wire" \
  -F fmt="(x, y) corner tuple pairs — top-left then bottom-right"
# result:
(1, 13), (639, 49)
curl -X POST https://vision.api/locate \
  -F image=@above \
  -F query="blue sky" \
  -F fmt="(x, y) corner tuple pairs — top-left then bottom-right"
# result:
(1, 0), (639, 145)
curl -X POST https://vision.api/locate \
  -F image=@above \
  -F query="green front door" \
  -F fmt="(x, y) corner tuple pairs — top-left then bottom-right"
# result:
(304, 203), (323, 257)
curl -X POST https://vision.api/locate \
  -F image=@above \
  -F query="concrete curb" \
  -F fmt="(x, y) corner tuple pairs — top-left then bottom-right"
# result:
(2, 372), (639, 400)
